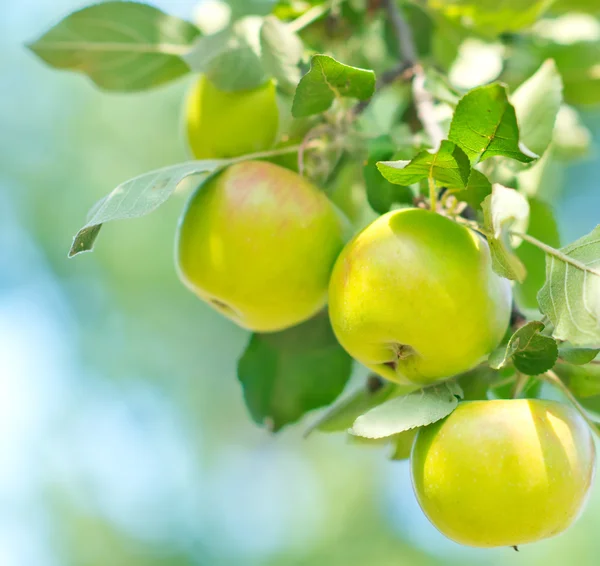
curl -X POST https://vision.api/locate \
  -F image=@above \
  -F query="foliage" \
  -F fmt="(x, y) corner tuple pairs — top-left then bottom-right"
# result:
(29, 0), (600, 537)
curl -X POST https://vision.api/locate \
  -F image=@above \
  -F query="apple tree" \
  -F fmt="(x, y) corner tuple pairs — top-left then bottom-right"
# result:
(29, 0), (600, 549)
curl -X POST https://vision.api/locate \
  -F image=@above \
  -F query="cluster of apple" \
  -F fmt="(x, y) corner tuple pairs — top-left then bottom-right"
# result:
(177, 76), (596, 548)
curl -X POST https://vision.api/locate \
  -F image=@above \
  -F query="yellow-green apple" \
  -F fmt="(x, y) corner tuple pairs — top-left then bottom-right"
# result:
(185, 75), (279, 159)
(176, 161), (347, 332)
(411, 399), (595, 547)
(328, 208), (511, 384)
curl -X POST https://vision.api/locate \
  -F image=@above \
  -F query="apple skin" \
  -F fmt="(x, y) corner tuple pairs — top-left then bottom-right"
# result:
(185, 75), (279, 159)
(411, 399), (596, 547)
(328, 208), (512, 385)
(176, 161), (347, 332)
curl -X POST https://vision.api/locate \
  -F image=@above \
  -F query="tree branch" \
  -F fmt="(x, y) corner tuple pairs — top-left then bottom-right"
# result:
(382, 0), (444, 149)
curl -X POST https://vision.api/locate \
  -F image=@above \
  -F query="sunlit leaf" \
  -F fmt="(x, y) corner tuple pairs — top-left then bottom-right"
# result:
(292, 55), (375, 118)
(27, 2), (200, 91)
(538, 226), (600, 347)
(449, 83), (538, 165)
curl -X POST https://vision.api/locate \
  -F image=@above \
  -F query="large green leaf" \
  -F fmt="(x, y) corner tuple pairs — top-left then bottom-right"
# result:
(511, 59), (563, 158)
(377, 140), (470, 188)
(27, 2), (200, 91)
(449, 84), (537, 165)
(428, 0), (554, 36)
(558, 344), (600, 365)
(183, 18), (267, 91)
(538, 226), (600, 347)
(70, 159), (226, 257)
(454, 168), (492, 211)
(554, 363), (600, 398)
(482, 184), (530, 282)
(350, 382), (463, 439)
(488, 321), (558, 375)
(292, 55), (375, 118)
(514, 198), (560, 311)
(238, 313), (353, 431)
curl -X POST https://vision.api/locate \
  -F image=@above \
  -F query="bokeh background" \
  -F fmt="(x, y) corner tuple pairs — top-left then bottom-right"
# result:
(2, 1), (600, 565)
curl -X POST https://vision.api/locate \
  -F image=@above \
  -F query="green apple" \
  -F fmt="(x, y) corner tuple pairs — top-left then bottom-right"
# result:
(185, 75), (279, 159)
(328, 208), (512, 385)
(411, 399), (595, 547)
(176, 161), (347, 332)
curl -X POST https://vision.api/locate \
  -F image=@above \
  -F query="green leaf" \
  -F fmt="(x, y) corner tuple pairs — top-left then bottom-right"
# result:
(558, 345), (600, 365)
(183, 18), (267, 91)
(260, 16), (303, 94)
(390, 429), (419, 460)
(448, 83), (538, 165)
(554, 363), (600, 398)
(227, 0), (277, 18)
(511, 59), (563, 158)
(428, 0), (554, 36)
(304, 377), (398, 436)
(514, 198), (560, 312)
(350, 382), (463, 439)
(237, 313), (353, 431)
(424, 67), (462, 105)
(69, 159), (226, 257)
(454, 168), (492, 211)
(489, 321), (558, 375)
(482, 184), (530, 282)
(26, 2), (200, 91)
(291, 55), (376, 118)
(377, 140), (470, 188)
(364, 136), (414, 214)
(538, 226), (600, 347)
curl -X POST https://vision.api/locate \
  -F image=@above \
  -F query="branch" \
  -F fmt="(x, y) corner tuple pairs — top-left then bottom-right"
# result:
(510, 231), (600, 277)
(382, 0), (444, 149)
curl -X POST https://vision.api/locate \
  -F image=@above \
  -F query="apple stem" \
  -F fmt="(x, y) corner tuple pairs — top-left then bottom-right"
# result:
(541, 370), (600, 439)
(511, 373), (527, 399)
(428, 176), (438, 212)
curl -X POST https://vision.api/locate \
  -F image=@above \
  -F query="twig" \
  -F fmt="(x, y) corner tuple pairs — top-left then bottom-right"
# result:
(541, 370), (600, 439)
(288, 0), (344, 33)
(510, 231), (600, 277)
(382, 0), (444, 149)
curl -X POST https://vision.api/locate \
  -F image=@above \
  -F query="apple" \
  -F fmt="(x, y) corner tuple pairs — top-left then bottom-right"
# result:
(176, 161), (348, 332)
(185, 75), (279, 159)
(411, 399), (596, 547)
(328, 208), (512, 385)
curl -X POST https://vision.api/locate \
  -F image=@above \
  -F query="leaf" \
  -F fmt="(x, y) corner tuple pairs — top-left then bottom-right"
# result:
(553, 105), (592, 161)
(183, 18), (267, 91)
(27, 2), (200, 92)
(237, 313), (353, 432)
(227, 0), (277, 18)
(260, 16), (303, 94)
(304, 377), (398, 436)
(482, 184), (530, 282)
(424, 67), (462, 105)
(538, 226), (600, 347)
(448, 83), (538, 165)
(377, 140), (470, 188)
(488, 321), (558, 375)
(428, 0), (553, 36)
(514, 198), (560, 312)
(291, 55), (375, 118)
(511, 60), (563, 158)
(454, 168), (492, 211)
(69, 159), (226, 257)
(558, 344), (600, 365)
(350, 382), (463, 440)
(390, 429), (419, 461)
(554, 363), (600, 398)
(364, 136), (414, 214)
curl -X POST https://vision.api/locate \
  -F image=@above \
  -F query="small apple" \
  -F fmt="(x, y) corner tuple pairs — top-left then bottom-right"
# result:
(328, 208), (512, 385)
(176, 161), (347, 332)
(185, 75), (279, 159)
(411, 399), (595, 547)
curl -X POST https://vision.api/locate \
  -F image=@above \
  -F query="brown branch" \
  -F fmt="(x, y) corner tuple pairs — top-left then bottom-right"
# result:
(382, 0), (444, 149)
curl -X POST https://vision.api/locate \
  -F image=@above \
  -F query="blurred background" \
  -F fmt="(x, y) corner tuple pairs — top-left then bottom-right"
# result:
(2, 1), (600, 565)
